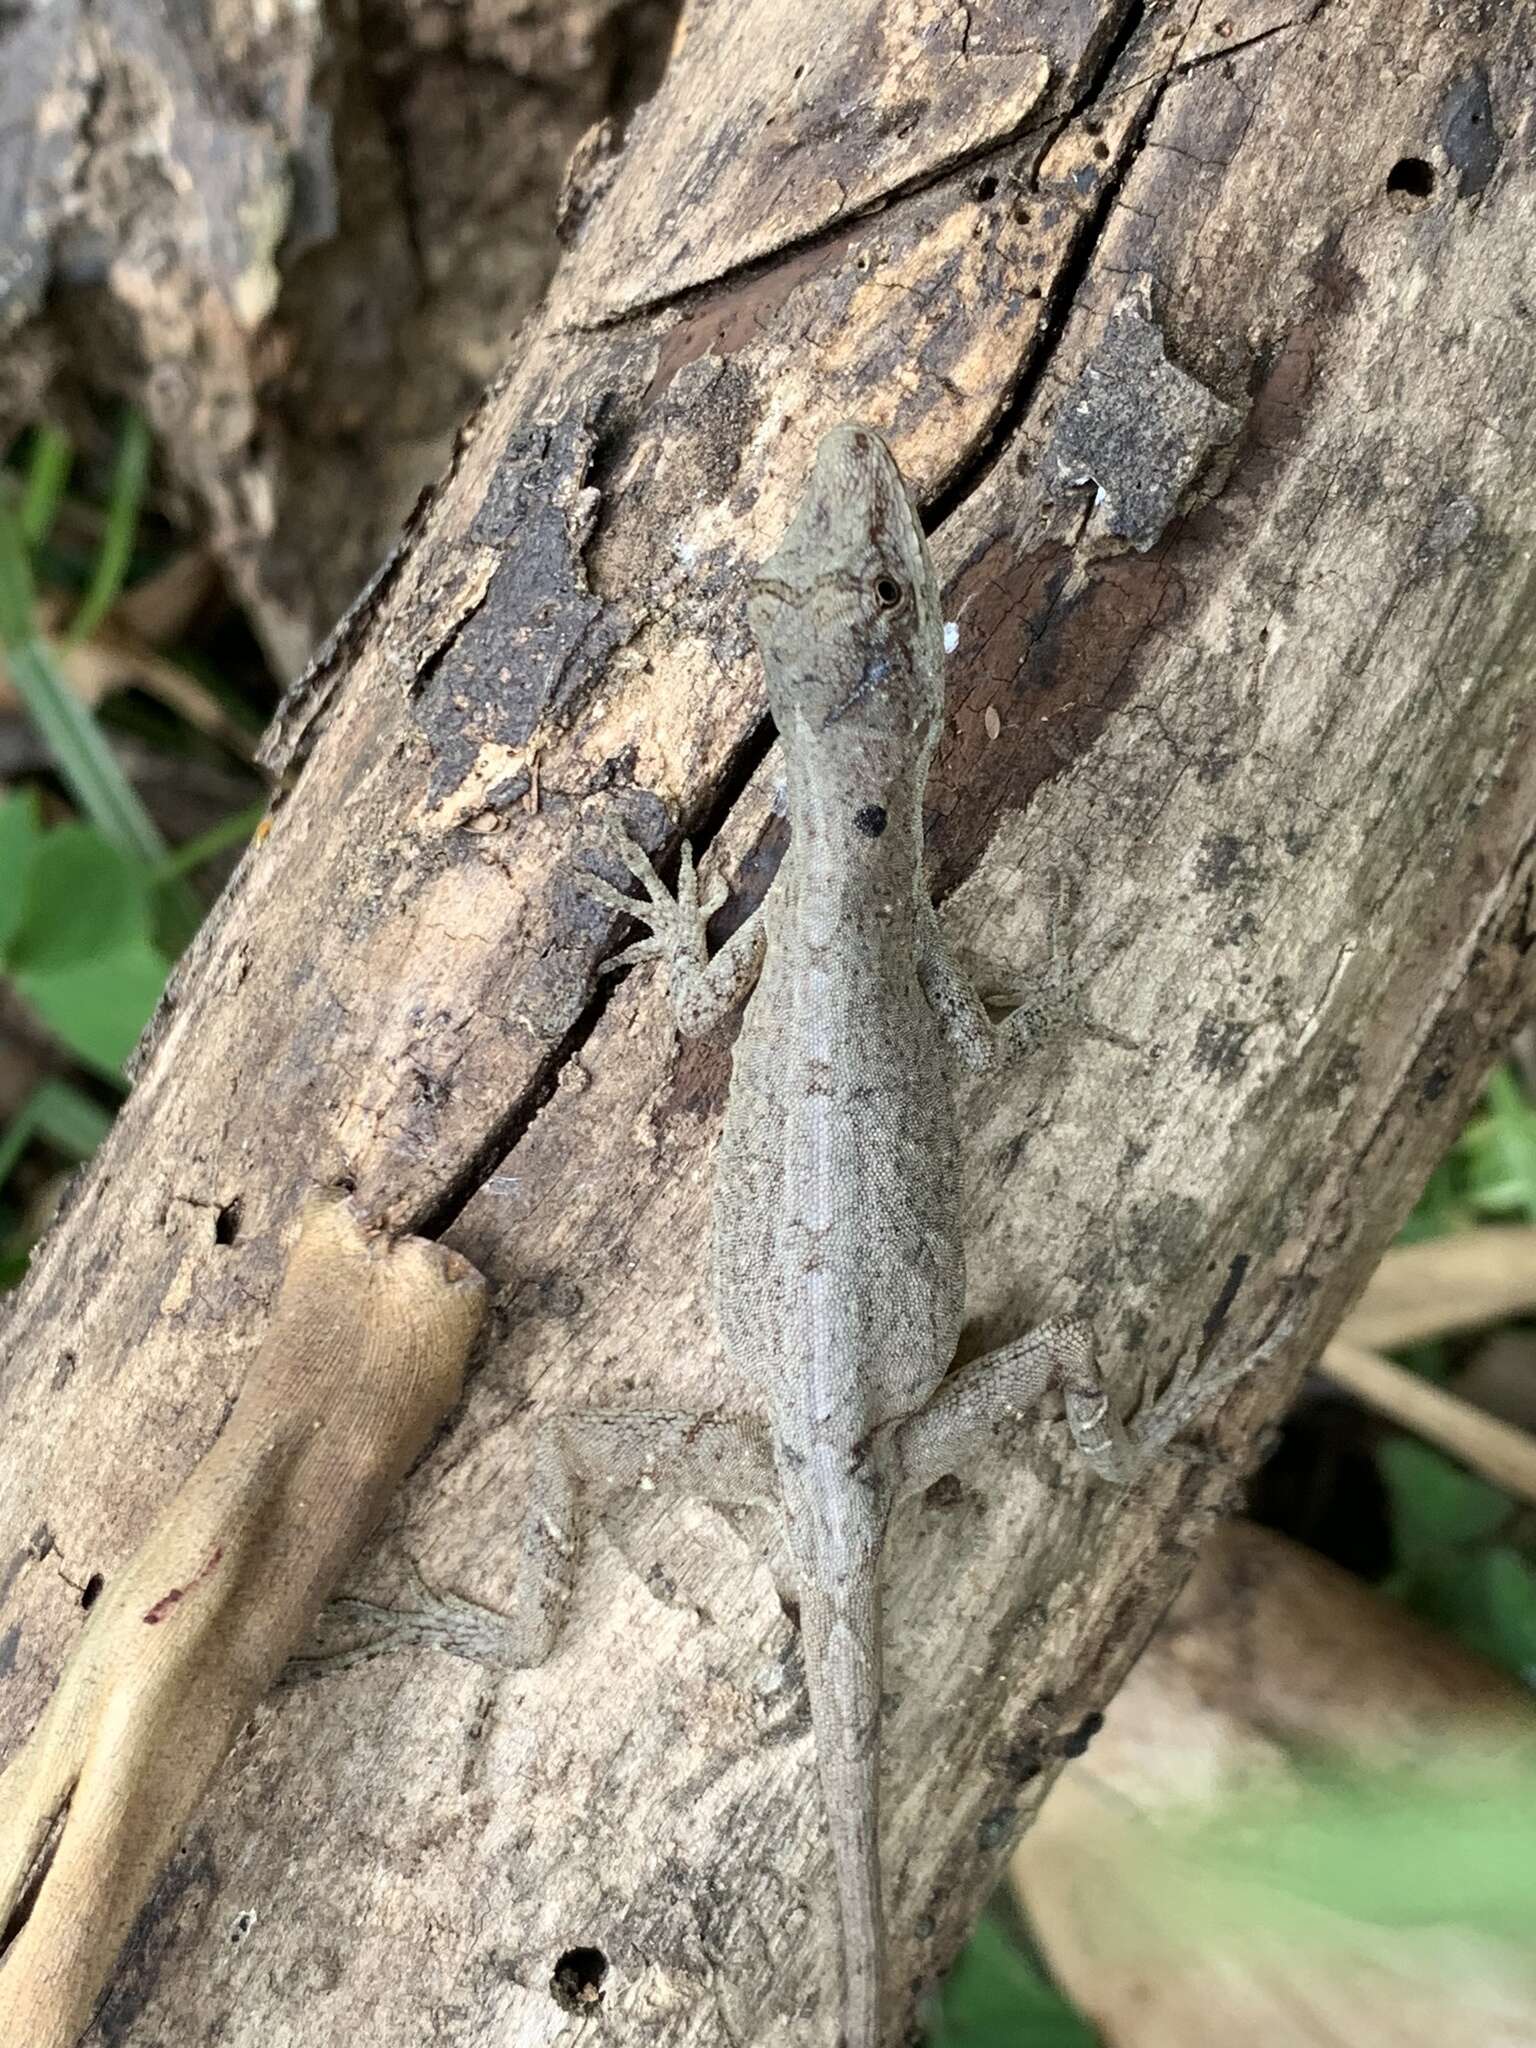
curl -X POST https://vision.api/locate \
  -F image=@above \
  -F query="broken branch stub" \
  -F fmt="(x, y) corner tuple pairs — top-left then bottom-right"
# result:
(0, 1192), (486, 2048)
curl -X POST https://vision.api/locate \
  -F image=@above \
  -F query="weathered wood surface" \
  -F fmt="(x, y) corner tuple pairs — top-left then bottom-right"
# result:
(4, 1), (1536, 2042)
(0, 0), (675, 671)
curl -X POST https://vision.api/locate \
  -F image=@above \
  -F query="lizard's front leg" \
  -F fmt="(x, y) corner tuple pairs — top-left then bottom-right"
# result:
(298, 1410), (778, 1675)
(584, 825), (767, 1036)
(915, 880), (1135, 1073)
(893, 1314), (1288, 1492)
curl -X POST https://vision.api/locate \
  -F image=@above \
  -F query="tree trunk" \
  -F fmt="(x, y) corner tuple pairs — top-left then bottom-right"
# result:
(3, 2), (1535, 2043)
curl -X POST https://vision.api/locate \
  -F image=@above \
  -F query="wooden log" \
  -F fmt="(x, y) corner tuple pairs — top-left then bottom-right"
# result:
(3, 2), (1535, 2042)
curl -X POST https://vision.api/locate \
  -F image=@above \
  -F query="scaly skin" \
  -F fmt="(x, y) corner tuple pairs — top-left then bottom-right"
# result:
(718, 426), (964, 2048)
(577, 427), (1281, 2044)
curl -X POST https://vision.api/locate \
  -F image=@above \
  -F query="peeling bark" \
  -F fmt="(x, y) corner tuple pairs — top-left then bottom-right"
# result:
(3, 2), (1536, 2044)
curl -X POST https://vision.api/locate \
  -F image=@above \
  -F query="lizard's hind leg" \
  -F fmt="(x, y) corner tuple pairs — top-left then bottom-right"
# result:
(296, 1411), (778, 1675)
(893, 1315), (1286, 1494)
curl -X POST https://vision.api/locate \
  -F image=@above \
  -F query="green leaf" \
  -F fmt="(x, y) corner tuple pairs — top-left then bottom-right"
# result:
(1479, 1548), (1536, 1685)
(1376, 1434), (1509, 1568)
(1460, 1066), (1536, 1223)
(66, 407), (152, 646)
(15, 931), (169, 1076)
(19, 423), (72, 548)
(0, 1077), (114, 1189)
(1176, 1757), (1536, 1939)
(0, 787), (42, 955)
(5, 822), (146, 973)
(0, 499), (171, 870)
(1398, 1151), (1475, 1243)
(1399, 1547), (1536, 1685)
(153, 799), (267, 883)
(928, 1917), (1095, 2048)
(1399, 1064), (1536, 1240)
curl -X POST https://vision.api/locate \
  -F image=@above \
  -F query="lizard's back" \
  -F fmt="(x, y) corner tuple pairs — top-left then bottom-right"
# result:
(711, 886), (963, 1443)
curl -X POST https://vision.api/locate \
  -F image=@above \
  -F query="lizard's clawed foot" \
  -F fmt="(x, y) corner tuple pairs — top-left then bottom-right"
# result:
(287, 1559), (523, 1680)
(1126, 1308), (1298, 1474)
(993, 870), (1140, 1060)
(581, 826), (723, 975)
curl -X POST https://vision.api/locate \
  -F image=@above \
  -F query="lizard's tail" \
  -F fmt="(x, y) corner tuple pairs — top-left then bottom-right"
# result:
(799, 1558), (886, 2048)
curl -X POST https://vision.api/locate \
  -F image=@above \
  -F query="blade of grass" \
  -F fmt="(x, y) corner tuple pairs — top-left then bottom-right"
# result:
(0, 499), (204, 948)
(153, 800), (267, 883)
(66, 409), (152, 646)
(0, 1077), (115, 1191)
(19, 424), (73, 548)
(0, 502), (168, 867)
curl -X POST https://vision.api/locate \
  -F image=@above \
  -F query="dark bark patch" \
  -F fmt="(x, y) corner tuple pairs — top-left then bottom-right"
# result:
(1440, 68), (1500, 201)
(932, 537), (1187, 886)
(1193, 1011), (1255, 1082)
(645, 227), (860, 403)
(1304, 1042), (1362, 1109)
(413, 412), (632, 805)
(1195, 831), (1259, 893)
(1415, 492), (1481, 570)
(96, 1833), (220, 2044)
(1042, 297), (1246, 553)
(975, 1804), (1017, 1849)
(1059, 1709), (1103, 1758)
(0, 1548), (29, 1611)
(1239, 235), (1365, 481)
(1201, 1254), (1250, 1347)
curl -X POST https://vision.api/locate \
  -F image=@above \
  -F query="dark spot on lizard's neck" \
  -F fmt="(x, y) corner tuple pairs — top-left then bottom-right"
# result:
(853, 804), (888, 838)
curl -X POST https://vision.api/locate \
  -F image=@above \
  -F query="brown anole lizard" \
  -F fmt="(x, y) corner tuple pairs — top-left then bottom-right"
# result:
(382, 424), (1283, 2043)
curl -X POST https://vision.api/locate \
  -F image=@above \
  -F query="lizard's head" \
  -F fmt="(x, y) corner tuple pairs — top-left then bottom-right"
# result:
(748, 425), (945, 759)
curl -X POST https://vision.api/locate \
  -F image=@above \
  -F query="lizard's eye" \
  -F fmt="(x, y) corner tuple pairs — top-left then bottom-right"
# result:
(873, 574), (904, 609)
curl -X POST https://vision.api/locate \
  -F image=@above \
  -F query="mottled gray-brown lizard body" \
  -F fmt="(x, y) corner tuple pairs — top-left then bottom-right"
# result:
(399, 425), (1278, 2045)
(712, 433), (964, 2046)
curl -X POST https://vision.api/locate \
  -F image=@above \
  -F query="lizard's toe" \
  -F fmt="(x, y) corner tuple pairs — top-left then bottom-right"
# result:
(581, 873), (651, 919)
(609, 826), (668, 893)
(602, 936), (667, 973)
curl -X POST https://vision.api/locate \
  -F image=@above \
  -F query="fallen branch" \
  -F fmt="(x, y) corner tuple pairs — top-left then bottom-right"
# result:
(1320, 1336), (1536, 1508)
(1, 1), (1535, 2039)
(1013, 1520), (1536, 2046)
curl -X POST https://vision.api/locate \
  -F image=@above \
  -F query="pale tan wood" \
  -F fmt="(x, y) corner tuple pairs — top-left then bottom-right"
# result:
(0, 1196), (485, 2048)
(1012, 1521), (1536, 2048)
(2, 2), (1535, 2043)
(1321, 1336), (1536, 1507)
(1343, 1230), (1536, 1353)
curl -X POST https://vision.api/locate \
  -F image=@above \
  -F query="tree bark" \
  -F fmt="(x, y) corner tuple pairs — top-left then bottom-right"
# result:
(3, 2), (1536, 2044)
